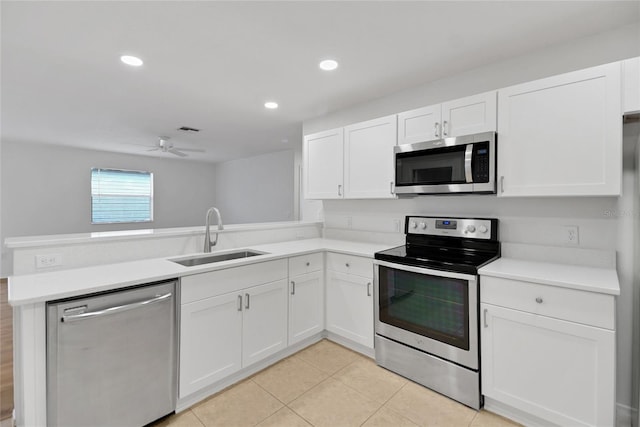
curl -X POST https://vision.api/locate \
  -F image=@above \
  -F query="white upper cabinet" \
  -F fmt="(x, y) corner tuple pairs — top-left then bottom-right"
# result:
(498, 62), (622, 197)
(397, 91), (497, 145)
(303, 115), (397, 200)
(303, 128), (344, 199)
(623, 57), (640, 114)
(344, 115), (397, 199)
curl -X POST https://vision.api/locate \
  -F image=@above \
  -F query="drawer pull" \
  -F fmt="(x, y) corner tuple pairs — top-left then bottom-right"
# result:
(306, 262), (310, 267)
(345, 263), (350, 268)
(535, 297), (543, 304)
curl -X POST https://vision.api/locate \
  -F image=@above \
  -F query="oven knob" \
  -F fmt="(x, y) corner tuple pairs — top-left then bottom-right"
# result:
(419, 222), (427, 230)
(479, 225), (488, 234)
(466, 225), (476, 233)
(410, 221), (417, 229)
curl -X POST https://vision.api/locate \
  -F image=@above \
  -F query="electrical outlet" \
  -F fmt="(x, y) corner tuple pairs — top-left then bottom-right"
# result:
(35, 253), (62, 268)
(563, 225), (579, 245)
(393, 219), (402, 233)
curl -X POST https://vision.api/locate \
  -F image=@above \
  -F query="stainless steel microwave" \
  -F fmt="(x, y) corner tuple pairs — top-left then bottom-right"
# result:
(394, 131), (496, 195)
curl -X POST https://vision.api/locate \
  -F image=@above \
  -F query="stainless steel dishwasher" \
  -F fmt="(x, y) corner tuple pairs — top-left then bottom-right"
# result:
(46, 279), (178, 427)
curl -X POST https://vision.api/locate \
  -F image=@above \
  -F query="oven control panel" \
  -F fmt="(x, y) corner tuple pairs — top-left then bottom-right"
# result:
(406, 216), (495, 239)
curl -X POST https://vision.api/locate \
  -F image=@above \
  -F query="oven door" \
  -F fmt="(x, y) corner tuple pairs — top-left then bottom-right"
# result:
(374, 260), (478, 370)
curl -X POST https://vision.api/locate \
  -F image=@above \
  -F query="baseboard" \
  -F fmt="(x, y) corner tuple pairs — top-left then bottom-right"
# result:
(324, 331), (375, 359)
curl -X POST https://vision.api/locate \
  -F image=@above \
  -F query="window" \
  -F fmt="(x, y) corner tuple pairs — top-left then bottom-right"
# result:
(91, 168), (153, 224)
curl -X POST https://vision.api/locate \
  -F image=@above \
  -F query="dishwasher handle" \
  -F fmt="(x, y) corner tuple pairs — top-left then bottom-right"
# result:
(61, 292), (172, 323)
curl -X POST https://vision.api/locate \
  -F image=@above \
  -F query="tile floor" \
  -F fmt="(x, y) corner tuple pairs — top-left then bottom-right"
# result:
(154, 340), (520, 427)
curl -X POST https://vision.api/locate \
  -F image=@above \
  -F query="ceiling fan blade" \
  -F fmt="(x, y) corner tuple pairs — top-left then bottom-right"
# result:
(169, 149), (188, 157)
(174, 147), (206, 153)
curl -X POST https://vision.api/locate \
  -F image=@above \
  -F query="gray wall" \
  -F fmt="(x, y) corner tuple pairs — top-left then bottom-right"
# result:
(1, 140), (218, 274)
(214, 150), (295, 224)
(302, 23), (640, 415)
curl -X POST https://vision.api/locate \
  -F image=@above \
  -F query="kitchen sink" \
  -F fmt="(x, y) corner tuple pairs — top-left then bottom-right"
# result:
(171, 250), (266, 267)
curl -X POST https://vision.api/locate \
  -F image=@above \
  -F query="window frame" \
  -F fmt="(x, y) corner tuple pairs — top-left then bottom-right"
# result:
(90, 167), (154, 225)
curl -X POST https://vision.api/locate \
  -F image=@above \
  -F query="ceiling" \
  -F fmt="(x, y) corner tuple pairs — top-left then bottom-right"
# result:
(2, 1), (638, 164)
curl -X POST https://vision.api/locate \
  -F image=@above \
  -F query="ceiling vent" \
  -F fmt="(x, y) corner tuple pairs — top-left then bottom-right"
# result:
(178, 126), (200, 132)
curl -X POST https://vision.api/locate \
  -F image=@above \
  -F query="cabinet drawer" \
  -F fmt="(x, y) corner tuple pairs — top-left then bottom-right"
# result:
(181, 259), (288, 304)
(326, 252), (373, 278)
(289, 252), (323, 277)
(481, 276), (615, 330)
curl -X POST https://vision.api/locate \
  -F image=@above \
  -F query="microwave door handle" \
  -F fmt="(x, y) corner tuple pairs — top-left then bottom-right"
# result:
(464, 144), (473, 183)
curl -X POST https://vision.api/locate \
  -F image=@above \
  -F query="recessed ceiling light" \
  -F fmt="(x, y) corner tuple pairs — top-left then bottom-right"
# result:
(319, 59), (339, 71)
(264, 101), (279, 109)
(120, 55), (143, 67)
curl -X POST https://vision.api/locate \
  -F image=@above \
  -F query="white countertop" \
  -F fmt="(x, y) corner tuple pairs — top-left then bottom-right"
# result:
(478, 257), (620, 295)
(8, 238), (392, 306)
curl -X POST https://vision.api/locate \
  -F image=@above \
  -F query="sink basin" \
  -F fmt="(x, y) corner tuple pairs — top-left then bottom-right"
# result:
(171, 250), (266, 267)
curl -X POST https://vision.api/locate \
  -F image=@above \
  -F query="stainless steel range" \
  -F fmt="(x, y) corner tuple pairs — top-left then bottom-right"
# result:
(373, 216), (499, 409)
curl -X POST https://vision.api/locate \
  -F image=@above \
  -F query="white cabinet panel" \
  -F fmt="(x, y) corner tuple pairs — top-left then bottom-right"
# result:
(498, 62), (622, 197)
(289, 270), (324, 345)
(179, 292), (242, 398)
(397, 91), (497, 145)
(481, 303), (615, 427)
(398, 104), (442, 144)
(344, 115), (397, 199)
(326, 270), (374, 349)
(623, 57), (640, 114)
(242, 279), (288, 367)
(441, 91), (497, 137)
(303, 128), (344, 199)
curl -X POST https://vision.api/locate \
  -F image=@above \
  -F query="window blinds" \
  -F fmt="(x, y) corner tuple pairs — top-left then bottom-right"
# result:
(91, 168), (153, 224)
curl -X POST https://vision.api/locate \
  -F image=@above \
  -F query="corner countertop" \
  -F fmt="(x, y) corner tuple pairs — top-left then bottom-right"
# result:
(478, 257), (620, 296)
(9, 238), (392, 306)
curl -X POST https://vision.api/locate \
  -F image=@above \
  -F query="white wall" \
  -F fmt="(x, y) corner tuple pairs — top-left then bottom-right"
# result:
(302, 24), (640, 414)
(1, 140), (218, 275)
(215, 150), (295, 224)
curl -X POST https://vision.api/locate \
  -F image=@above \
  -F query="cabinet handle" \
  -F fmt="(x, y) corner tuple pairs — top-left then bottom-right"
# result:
(367, 282), (372, 297)
(291, 281), (296, 295)
(237, 295), (243, 312)
(245, 293), (250, 309)
(500, 176), (505, 194)
(306, 262), (310, 267)
(338, 184), (342, 196)
(345, 263), (350, 268)
(483, 309), (488, 328)
(390, 181), (394, 195)
(443, 120), (448, 136)
(434, 122), (440, 138)
(536, 297), (543, 304)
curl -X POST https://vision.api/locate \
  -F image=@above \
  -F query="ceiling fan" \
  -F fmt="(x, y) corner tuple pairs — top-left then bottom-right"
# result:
(148, 136), (205, 157)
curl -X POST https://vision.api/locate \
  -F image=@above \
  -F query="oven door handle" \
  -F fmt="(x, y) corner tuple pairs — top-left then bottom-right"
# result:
(464, 144), (473, 183)
(373, 259), (478, 282)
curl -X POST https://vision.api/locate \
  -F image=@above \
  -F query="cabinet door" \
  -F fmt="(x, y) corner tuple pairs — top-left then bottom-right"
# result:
(498, 62), (622, 197)
(344, 115), (397, 199)
(481, 303), (615, 427)
(303, 128), (344, 199)
(179, 292), (242, 398)
(326, 271), (374, 349)
(397, 104), (442, 145)
(289, 271), (324, 345)
(242, 279), (288, 367)
(441, 91), (497, 137)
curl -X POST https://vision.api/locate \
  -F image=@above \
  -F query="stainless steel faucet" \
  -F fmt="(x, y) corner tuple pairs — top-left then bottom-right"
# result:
(204, 207), (224, 252)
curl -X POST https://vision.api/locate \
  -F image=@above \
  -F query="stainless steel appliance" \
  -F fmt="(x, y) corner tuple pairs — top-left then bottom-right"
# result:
(46, 280), (178, 427)
(374, 216), (499, 409)
(394, 131), (496, 195)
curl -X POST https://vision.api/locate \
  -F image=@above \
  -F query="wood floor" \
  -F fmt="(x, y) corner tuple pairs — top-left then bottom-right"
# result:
(0, 279), (13, 421)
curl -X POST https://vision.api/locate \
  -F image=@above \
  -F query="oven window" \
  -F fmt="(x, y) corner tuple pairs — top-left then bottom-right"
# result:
(378, 265), (469, 350)
(396, 145), (467, 186)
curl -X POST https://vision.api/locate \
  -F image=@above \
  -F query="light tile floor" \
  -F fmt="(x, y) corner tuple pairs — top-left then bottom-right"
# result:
(154, 340), (520, 427)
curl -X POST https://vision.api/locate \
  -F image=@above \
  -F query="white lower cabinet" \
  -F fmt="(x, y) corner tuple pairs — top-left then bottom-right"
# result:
(325, 253), (374, 349)
(480, 276), (616, 427)
(289, 270), (324, 345)
(179, 260), (288, 398)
